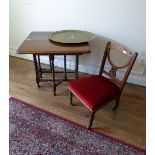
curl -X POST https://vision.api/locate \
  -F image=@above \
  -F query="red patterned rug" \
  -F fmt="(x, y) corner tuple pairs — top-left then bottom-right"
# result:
(9, 97), (145, 155)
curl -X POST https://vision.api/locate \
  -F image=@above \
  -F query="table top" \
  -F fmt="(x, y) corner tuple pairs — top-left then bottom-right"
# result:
(17, 32), (91, 55)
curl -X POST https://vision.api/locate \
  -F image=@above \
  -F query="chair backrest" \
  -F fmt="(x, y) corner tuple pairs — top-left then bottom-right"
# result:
(99, 41), (138, 91)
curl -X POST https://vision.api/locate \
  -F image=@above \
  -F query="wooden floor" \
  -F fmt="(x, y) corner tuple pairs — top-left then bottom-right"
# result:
(9, 56), (146, 148)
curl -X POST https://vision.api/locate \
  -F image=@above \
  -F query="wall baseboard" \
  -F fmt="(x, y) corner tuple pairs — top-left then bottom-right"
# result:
(10, 48), (146, 87)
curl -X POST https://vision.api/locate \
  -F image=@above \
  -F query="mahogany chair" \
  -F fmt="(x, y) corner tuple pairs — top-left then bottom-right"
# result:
(67, 41), (138, 129)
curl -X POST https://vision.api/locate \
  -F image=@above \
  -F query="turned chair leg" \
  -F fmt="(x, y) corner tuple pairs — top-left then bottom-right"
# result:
(69, 90), (74, 106)
(112, 95), (121, 111)
(87, 111), (95, 129)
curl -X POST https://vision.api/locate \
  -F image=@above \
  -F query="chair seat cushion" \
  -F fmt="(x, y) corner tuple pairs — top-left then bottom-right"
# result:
(68, 75), (120, 111)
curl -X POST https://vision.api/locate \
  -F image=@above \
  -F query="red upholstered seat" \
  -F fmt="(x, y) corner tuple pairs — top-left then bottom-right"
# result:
(68, 75), (120, 111)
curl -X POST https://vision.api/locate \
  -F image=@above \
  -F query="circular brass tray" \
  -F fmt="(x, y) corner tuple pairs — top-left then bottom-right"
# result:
(50, 30), (96, 43)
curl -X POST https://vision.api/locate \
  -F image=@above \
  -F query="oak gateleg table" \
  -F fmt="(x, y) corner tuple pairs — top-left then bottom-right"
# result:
(17, 31), (91, 95)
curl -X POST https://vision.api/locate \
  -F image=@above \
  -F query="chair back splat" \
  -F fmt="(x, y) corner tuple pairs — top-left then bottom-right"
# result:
(99, 41), (138, 91)
(68, 41), (138, 129)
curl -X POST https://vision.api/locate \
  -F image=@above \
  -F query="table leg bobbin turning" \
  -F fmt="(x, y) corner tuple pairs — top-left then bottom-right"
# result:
(33, 54), (40, 87)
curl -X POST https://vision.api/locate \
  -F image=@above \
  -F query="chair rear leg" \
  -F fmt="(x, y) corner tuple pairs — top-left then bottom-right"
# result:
(87, 111), (95, 129)
(69, 90), (74, 106)
(112, 95), (121, 111)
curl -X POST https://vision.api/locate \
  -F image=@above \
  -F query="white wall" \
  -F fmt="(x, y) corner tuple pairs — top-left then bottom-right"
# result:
(9, 0), (146, 86)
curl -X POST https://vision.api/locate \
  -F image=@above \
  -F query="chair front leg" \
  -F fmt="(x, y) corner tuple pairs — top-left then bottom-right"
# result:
(87, 111), (95, 129)
(112, 95), (121, 111)
(69, 90), (73, 106)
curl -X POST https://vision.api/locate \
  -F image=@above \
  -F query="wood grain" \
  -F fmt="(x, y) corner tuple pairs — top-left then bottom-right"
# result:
(9, 56), (146, 148)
